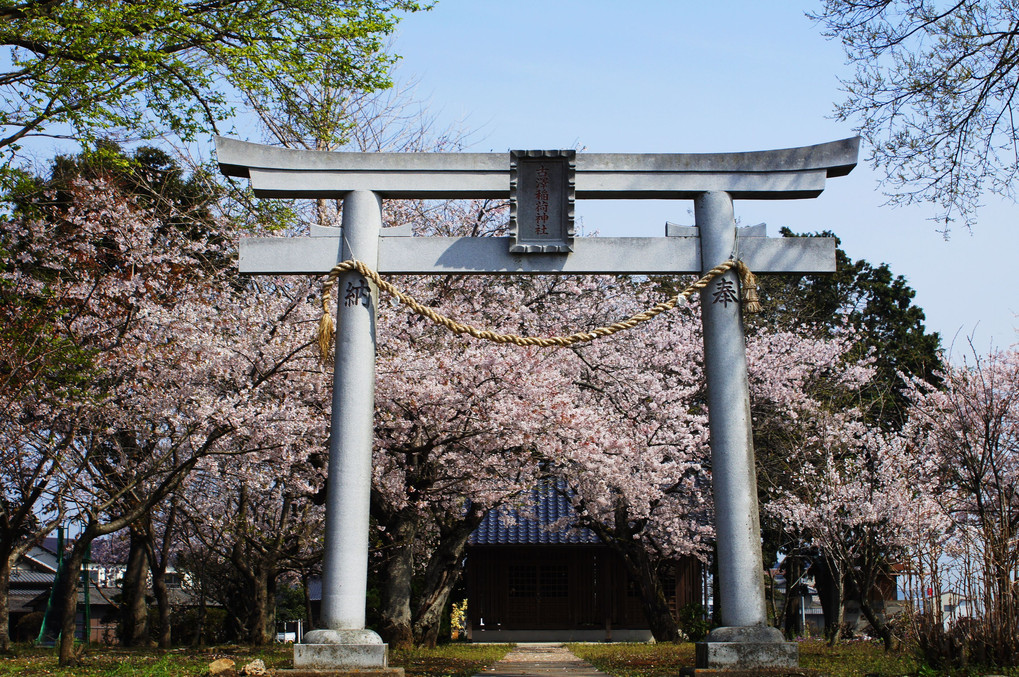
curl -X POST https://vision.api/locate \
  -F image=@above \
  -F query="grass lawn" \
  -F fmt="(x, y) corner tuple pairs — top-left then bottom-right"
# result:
(569, 640), (930, 677)
(0, 645), (293, 676)
(0, 642), (512, 677)
(8, 640), (1019, 677)
(569, 642), (695, 677)
(391, 644), (513, 677)
(799, 639), (919, 677)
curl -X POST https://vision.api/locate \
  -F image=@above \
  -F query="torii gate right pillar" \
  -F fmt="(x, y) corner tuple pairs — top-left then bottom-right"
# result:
(694, 192), (795, 669)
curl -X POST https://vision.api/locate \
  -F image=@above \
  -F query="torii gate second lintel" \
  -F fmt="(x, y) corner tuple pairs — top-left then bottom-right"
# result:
(217, 137), (859, 674)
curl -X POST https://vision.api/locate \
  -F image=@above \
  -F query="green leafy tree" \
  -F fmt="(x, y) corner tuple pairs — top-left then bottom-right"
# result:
(813, 0), (1019, 230)
(0, 0), (426, 184)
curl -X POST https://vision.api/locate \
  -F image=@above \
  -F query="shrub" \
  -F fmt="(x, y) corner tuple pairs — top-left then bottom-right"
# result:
(676, 603), (710, 642)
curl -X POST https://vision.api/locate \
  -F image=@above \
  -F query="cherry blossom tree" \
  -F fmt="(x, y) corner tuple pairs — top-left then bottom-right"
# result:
(749, 232), (942, 640)
(900, 346), (1019, 667)
(813, 0), (1019, 230)
(766, 411), (946, 649)
(0, 165), (135, 652)
(364, 194), (586, 646)
(180, 400), (328, 646)
(0, 154), (121, 652)
(545, 281), (711, 643)
(539, 279), (879, 642)
(370, 271), (603, 647)
(0, 145), (339, 662)
(9, 174), (233, 662)
(200, 79), (501, 649)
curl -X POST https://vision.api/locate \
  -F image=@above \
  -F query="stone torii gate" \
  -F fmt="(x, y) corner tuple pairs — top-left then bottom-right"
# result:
(217, 136), (859, 674)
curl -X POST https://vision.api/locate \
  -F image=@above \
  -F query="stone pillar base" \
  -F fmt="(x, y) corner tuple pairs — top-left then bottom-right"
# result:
(694, 625), (798, 670)
(291, 628), (392, 672)
(682, 669), (823, 677)
(694, 642), (798, 669)
(293, 643), (390, 670)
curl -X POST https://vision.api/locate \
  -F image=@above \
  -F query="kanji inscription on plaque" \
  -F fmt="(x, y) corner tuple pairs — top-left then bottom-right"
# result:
(509, 150), (576, 254)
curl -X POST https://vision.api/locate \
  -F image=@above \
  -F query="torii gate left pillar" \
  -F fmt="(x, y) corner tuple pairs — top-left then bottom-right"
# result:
(218, 136), (859, 673)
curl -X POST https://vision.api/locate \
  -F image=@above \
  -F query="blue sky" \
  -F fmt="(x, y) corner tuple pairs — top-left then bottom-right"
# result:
(390, 1), (1019, 357)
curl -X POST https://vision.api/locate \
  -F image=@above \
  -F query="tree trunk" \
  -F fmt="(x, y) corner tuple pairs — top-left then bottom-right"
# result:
(780, 556), (805, 639)
(194, 591), (208, 648)
(412, 507), (485, 648)
(239, 561), (279, 646)
(847, 561), (896, 652)
(813, 556), (843, 647)
(612, 502), (681, 643)
(150, 562), (171, 648)
(0, 551), (12, 653)
(376, 513), (416, 649)
(412, 579), (454, 649)
(57, 529), (96, 666)
(857, 593), (895, 651)
(248, 566), (270, 646)
(627, 545), (682, 642)
(265, 568), (278, 645)
(146, 497), (177, 649)
(302, 572), (315, 630)
(120, 523), (150, 646)
(578, 498), (681, 643)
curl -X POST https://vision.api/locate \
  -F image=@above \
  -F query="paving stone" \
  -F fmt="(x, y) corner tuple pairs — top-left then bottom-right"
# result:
(475, 644), (612, 677)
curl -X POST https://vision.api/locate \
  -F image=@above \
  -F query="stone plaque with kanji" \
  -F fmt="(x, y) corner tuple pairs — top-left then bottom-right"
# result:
(509, 150), (576, 253)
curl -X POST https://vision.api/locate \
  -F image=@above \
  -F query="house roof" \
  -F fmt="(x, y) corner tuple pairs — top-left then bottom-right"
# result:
(22, 586), (125, 611)
(9, 593), (43, 614)
(10, 570), (55, 587)
(14, 550), (57, 574)
(469, 481), (601, 546)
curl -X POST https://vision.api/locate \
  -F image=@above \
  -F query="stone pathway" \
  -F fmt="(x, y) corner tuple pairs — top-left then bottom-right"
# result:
(474, 644), (612, 677)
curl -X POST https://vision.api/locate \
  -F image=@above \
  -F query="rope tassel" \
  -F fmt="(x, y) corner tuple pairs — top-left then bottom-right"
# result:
(315, 258), (761, 363)
(318, 310), (335, 363)
(734, 260), (762, 314)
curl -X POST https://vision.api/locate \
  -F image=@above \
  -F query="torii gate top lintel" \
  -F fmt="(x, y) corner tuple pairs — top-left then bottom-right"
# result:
(215, 135), (860, 201)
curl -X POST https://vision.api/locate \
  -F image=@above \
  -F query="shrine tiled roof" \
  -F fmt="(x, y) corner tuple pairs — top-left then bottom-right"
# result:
(468, 480), (601, 546)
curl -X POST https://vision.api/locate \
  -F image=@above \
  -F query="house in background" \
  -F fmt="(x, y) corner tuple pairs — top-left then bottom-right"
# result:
(9, 541), (59, 642)
(774, 557), (904, 638)
(465, 483), (703, 642)
(9, 537), (127, 644)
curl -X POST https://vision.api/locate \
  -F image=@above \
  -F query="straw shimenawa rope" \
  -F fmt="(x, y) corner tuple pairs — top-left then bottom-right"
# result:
(317, 258), (760, 363)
